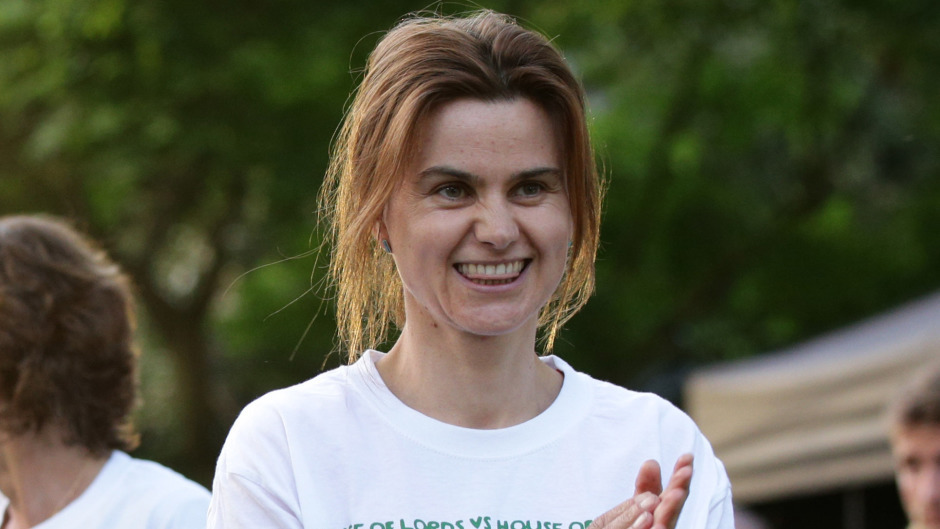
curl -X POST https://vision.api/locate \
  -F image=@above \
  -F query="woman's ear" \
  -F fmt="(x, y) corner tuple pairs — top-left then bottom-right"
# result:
(375, 221), (392, 254)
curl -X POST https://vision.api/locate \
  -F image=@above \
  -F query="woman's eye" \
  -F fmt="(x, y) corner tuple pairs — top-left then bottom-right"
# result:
(438, 184), (465, 199)
(517, 182), (544, 197)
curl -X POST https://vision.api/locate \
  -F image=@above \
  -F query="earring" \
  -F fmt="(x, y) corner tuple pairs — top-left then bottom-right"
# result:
(381, 239), (392, 253)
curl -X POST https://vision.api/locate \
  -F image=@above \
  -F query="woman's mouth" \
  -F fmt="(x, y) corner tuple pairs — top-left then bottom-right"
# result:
(455, 260), (528, 285)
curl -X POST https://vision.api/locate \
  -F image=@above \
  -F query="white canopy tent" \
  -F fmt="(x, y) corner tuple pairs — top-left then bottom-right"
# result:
(685, 291), (940, 504)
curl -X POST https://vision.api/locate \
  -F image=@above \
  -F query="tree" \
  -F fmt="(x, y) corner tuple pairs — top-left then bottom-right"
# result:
(2, 0), (938, 483)
(523, 0), (940, 397)
(0, 0), (439, 482)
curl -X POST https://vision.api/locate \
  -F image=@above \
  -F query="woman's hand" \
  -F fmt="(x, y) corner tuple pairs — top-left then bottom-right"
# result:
(590, 454), (694, 529)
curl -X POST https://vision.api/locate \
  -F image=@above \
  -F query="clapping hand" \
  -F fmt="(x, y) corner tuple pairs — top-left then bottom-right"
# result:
(590, 454), (694, 529)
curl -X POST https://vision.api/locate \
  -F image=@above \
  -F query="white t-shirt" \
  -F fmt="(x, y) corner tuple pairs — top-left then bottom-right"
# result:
(1, 450), (210, 528)
(209, 351), (734, 529)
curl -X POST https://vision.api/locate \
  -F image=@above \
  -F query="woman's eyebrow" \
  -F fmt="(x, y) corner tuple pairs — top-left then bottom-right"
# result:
(418, 165), (562, 183)
(418, 165), (478, 183)
(512, 167), (563, 182)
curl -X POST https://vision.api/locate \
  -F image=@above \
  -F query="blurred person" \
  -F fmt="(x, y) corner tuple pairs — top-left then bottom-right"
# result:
(0, 215), (209, 529)
(209, 10), (733, 529)
(889, 365), (940, 529)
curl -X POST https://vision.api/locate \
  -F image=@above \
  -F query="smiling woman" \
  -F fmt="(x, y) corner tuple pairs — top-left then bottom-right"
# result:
(320, 11), (602, 360)
(380, 98), (571, 346)
(208, 10), (734, 529)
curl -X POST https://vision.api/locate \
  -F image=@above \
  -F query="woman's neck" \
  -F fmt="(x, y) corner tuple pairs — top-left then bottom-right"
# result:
(0, 428), (107, 529)
(376, 322), (563, 429)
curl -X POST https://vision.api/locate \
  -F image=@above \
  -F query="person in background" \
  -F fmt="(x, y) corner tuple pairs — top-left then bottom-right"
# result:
(0, 215), (209, 529)
(209, 9), (733, 529)
(889, 365), (940, 529)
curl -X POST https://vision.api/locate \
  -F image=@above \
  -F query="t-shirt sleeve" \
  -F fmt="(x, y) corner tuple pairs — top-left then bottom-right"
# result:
(704, 455), (734, 529)
(208, 399), (303, 529)
(664, 398), (734, 529)
(695, 425), (735, 529)
(208, 465), (302, 529)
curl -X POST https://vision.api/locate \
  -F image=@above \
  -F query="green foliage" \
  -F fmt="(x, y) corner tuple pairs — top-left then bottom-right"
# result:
(534, 0), (940, 392)
(1, 0), (938, 482)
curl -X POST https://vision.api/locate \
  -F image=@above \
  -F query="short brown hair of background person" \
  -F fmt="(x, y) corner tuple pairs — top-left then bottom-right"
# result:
(0, 214), (209, 529)
(0, 214), (139, 455)
(888, 365), (940, 529)
(891, 366), (940, 430)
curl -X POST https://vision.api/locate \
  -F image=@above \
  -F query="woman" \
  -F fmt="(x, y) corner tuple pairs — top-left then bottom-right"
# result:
(209, 10), (733, 529)
(0, 215), (209, 528)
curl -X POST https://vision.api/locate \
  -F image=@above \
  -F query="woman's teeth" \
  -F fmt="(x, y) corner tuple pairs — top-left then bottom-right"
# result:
(456, 260), (525, 284)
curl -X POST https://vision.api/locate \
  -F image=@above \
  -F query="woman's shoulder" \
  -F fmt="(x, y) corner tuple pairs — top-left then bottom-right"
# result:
(548, 355), (699, 433)
(213, 355), (387, 490)
(233, 362), (358, 428)
(552, 358), (731, 499)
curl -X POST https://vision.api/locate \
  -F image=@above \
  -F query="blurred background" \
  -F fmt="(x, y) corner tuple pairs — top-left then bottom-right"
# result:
(1, 0), (938, 527)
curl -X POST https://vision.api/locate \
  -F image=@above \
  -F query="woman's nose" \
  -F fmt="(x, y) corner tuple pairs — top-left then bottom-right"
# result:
(474, 200), (519, 250)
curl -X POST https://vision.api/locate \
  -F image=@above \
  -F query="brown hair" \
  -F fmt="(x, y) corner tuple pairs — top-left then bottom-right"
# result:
(318, 10), (604, 361)
(0, 215), (139, 455)
(890, 364), (940, 430)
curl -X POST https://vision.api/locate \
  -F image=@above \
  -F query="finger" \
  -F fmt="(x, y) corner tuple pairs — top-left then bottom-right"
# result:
(612, 493), (659, 529)
(652, 458), (694, 529)
(631, 511), (654, 529)
(662, 454), (693, 496)
(671, 453), (694, 475)
(592, 492), (659, 528)
(634, 459), (663, 496)
(651, 485), (690, 529)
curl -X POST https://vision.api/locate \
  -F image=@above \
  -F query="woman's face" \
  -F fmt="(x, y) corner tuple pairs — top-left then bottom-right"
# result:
(382, 97), (572, 340)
